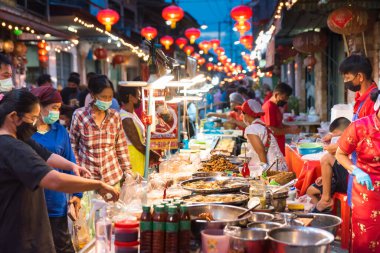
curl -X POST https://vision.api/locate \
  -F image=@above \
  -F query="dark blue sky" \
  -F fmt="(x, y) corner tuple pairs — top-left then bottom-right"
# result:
(166, 0), (251, 64)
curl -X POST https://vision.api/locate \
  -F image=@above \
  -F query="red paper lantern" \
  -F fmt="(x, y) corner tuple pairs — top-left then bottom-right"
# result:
(230, 5), (253, 25)
(218, 55), (228, 64)
(160, 36), (174, 50)
(206, 62), (214, 71)
(199, 40), (211, 54)
(162, 5), (184, 29)
(175, 37), (188, 49)
(240, 35), (253, 50)
(37, 41), (46, 49)
(198, 57), (205, 66)
(215, 47), (225, 56)
(327, 6), (368, 35)
(39, 55), (48, 62)
(185, 28), (201, 44)
(303, 54), (317, 70)
(38, 49), (48, 56)
(112, 55), (125, 65)
(141, 26), (157, 40)
(210, 39), (220, 50)
(94, 48), (108, 60)
(97, 9), (120, 32)
(14, 42), (27, 56)
(184, 45), (194, 56)
(191, 53), (200, 60)
(234, 21), (251, 36)
(292, 31), (327, 54)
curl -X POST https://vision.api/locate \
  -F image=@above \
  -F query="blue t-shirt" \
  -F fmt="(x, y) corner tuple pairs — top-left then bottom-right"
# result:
(32, 122), (82, 217)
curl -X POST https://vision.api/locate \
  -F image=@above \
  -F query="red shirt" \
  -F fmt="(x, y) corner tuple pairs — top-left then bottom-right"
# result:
(229, 110), (245, 130)
(261, 100), (285, 155)
(264, 92), (273, 103)
(354, 83), (377, 119)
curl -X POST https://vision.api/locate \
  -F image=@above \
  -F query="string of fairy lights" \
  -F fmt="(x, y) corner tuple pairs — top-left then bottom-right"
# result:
(73, 17), (149, 61)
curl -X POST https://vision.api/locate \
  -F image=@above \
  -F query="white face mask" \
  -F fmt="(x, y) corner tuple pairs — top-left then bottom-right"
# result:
(0, 78), (13, 92)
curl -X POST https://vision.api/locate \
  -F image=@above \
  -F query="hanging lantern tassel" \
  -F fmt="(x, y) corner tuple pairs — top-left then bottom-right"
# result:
(362, 32), (367, 57)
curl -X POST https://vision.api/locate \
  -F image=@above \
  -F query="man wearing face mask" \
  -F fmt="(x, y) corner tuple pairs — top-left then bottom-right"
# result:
(118, 85), (160, 176)
(0, 53), (13, 92)
(262, 82), (300, 155)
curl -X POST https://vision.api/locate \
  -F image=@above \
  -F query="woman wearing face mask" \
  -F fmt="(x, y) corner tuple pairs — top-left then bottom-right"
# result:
(70, 75), (132, 186)
(31, 86), (81, 253)
(239, 99), (287, 171)
(335, 91), (380, 252)
(118, 86), (160, 176)
(0, 89), (119, 253)
(0, 53), (13, 92)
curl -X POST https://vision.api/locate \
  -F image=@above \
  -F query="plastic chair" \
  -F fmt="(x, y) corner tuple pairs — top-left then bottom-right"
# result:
(332, 192), (350, 249)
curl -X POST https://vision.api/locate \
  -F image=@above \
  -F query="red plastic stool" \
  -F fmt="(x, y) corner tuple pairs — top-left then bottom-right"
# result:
(332, 193), (350, 249)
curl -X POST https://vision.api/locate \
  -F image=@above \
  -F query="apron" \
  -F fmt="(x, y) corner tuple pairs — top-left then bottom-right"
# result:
(127, 121), (146, 177)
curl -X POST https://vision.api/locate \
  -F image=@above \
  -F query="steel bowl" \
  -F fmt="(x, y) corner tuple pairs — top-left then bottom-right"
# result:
(250, 212), (275, 222)
(308, 213), (342, 236)
(268, 226), (334, 253)
(188, 204), (250, 240)
(247, 221), (283, 231)
(229, 228), (269, 252)
(180, 177), (249, 194)
(273, 213), (305, 226)
(182, 193), (248, 206)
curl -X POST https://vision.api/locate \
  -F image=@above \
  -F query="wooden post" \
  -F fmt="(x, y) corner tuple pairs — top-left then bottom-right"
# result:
(314, 51), (328, 121)
(295, 54), (306, 113)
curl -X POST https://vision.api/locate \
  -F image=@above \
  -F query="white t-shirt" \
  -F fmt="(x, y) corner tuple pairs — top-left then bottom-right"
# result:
(119, 109), (145, 145)
(244, 119), (287, 171)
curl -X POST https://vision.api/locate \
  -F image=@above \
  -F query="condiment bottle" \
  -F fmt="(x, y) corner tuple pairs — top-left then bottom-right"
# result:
(241, 162), (250, 178)
(95, 207), (112, 253)
(165, 206), (179, 253)
(140, 205), (153, 253)
(179, 205), (191, 253)
(152, 205), (166, 253)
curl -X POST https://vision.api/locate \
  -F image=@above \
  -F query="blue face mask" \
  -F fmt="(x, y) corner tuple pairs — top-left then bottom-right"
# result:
(43, 110), (60, 125)
(94, 99), (112, 111)
(0, 78), (13, 92)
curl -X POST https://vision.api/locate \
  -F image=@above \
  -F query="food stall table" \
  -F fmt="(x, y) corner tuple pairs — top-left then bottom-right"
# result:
(283, 120), (321, 133)
(285, 144), (321, 196)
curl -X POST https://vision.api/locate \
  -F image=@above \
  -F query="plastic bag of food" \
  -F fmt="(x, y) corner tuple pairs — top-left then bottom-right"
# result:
(72, 207), (91, 251)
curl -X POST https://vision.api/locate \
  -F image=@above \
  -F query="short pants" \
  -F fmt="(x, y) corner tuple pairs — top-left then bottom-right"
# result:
(311, 160), (348, 195)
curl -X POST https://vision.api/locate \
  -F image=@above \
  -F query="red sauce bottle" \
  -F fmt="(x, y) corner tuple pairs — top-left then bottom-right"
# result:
(165, 206), (179, 253)
(179, 205), (191, 253)
(140, 205), (152, 253)
(152, 205), (166, 253)
(241, 162), (250, 178)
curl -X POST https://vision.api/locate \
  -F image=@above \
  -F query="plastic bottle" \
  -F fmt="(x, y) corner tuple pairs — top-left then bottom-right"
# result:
(165, 206), (179, 253)
(241, 162), (250, 178)
(140, 205), (153, 253)
(152, 205), (166, 253)
(179, 205), (191, 253)
(183, 133), (189, 149)
(95, 207), (112, 253)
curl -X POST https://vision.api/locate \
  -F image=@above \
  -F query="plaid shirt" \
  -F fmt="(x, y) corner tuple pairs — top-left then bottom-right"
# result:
(70, 106), (131, 185)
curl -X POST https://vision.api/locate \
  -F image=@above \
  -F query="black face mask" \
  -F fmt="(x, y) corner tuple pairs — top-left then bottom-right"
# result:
(277, 100), (287, 107)
(344, 81), (361, 92)
(133, 100), (141, 109)
(16, 122), (37, 141)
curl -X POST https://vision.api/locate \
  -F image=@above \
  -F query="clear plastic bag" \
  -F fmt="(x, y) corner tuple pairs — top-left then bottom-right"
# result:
(72, 207), (91, 251)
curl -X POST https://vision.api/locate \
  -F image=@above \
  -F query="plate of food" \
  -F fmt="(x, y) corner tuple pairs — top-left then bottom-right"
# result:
(182, 193), (248, 205)
(199, 154), (238, 172)
(180, 177), (249, 194)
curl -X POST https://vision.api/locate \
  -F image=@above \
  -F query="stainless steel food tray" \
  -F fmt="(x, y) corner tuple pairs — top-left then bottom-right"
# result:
(182, 193), (249, 206)
(180, 176), (249, 194)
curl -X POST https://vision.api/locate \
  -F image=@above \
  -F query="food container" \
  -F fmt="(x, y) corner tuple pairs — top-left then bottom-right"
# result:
(182, 193), (249, 206)
(201, 229), (229, 253)
(192, 172), (222, 178)
(271, 188), (289, 212)
(268, 226), (334, 253)
(247, 221), (282, 231)
(297, 143), (323, 155)
(188, 204), (250, 240)
(229, 228), (269, 252)
(114, 241), (139, 253)
(250, 212), (274, 222)
(307, 213), (342, 236)
(114, 220), (139, 243)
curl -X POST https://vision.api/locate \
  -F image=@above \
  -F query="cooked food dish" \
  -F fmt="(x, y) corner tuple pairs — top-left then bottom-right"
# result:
(200, 154), (237, 172)
(266, 171), (296, 185)
(183, 194), (247, 204)
(182, 179), (246, 190)
(197, 212), (215, 221)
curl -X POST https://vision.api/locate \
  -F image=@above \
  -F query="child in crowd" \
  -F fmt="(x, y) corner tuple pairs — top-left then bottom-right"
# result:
(306, 117), (351, 207)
